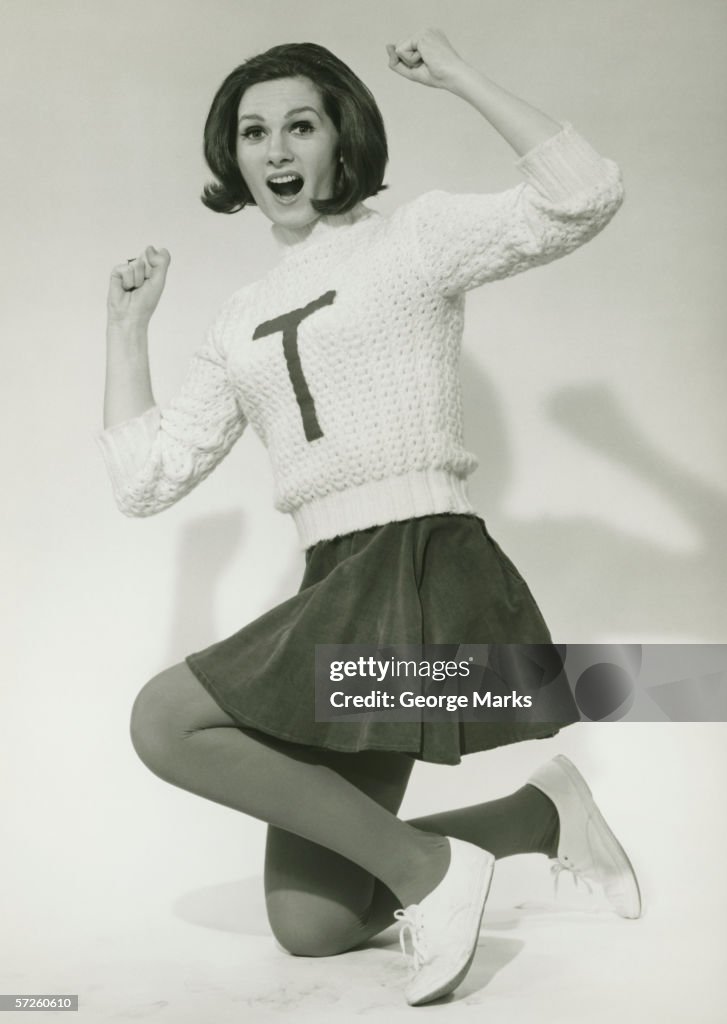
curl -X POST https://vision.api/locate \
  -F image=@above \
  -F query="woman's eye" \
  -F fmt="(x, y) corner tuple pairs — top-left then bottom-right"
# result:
(241, 127), (265, 140)
(291, 121), (315, 135)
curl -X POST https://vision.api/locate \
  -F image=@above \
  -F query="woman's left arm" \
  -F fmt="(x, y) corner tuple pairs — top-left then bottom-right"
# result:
(387, 28), (624, 297)
(387, 28), (562, 156)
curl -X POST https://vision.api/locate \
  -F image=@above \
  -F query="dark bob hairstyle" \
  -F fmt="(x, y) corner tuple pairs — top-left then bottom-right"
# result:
(202, 42), (388, 216)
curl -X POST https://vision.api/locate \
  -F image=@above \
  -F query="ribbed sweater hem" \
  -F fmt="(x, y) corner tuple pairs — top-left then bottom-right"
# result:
(288, 469), (475, 549)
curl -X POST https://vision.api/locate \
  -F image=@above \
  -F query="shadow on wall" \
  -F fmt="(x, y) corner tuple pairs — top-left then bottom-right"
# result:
(460, 352), (726, 641)
(166, 508), (246, 658)
(166, 505), (304, 660)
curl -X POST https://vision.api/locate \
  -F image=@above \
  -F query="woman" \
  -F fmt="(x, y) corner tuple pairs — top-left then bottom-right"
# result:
(99, 29), (641, 1007)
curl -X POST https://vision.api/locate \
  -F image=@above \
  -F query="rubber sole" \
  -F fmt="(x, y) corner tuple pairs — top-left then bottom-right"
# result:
(552, 754), (642, 919)
(406, 852), (495, 1007)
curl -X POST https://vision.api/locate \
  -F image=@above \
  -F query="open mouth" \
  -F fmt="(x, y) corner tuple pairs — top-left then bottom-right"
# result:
(267, 173), (305, 200)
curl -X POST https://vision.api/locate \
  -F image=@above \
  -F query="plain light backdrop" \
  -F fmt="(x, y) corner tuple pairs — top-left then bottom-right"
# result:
(1, 1), (725, 1020)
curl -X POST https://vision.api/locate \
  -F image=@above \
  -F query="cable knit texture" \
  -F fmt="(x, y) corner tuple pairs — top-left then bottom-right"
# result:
(97, 123), (623, 548)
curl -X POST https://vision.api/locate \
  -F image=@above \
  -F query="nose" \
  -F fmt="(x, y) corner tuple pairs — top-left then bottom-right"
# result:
(267, 130), (293, 165)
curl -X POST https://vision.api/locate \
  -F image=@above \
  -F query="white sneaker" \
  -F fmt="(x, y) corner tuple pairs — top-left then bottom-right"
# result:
(527, 754), (642, 919)
(393, 837), (495, 1006)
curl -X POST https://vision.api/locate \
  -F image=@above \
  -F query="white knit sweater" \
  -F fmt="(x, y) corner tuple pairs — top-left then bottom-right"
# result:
(97, 122), (623, 549)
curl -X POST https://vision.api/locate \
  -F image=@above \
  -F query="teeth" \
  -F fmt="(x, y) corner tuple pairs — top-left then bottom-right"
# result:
(268, 174), (301, 183)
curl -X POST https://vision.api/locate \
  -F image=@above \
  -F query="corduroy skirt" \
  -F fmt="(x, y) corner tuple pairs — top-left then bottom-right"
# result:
(186, 513), (579, 765)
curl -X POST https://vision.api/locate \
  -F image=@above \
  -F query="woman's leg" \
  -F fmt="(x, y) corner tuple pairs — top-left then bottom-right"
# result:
(263, 747), (414, 956)
(263, 776), (560, 957)
(131, 663), (559, 957)
(129, 663), (450, 925)
(405, 786), (559, 860)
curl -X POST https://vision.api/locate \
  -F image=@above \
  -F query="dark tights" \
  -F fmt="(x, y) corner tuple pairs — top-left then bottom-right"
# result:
(130, 662), (558, 957)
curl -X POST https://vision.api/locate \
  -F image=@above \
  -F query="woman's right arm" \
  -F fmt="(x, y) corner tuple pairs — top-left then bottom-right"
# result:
(104, 246), (169, 428)
(99, 248), (248, 517)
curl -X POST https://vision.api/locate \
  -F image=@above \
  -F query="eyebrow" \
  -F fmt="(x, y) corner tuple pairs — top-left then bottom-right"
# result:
(238, 106), (321, 124)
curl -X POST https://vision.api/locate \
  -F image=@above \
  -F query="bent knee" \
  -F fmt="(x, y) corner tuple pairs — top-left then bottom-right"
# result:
(129, 664), (191, 775)
(266, 895), (366, 958)
(271, 921), (353, 958)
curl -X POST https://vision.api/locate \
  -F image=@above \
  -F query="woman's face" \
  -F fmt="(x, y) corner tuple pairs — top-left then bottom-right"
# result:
(236, 76), (340, 231)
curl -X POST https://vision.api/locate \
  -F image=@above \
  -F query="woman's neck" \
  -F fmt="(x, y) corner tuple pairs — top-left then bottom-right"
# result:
(271, 203), (373, 252)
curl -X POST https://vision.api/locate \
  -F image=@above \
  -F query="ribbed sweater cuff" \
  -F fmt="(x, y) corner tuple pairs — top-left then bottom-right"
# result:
(96, 406), (160, 494)
(515, 121), (617, 202)
(290, 469), (475, 549)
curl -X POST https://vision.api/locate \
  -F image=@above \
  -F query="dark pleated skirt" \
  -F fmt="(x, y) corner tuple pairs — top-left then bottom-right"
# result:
(186, 513), (578, 765)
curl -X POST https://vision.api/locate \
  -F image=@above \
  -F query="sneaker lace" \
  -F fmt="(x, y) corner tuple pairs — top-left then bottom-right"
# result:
(550, 859), (594, 897)
(394, 906), (430, 972)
